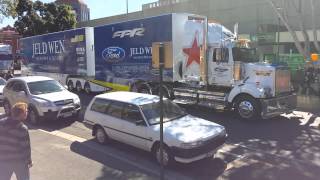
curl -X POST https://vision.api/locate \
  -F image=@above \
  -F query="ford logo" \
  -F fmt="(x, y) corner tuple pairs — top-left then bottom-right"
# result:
(102, 47), (126, 62)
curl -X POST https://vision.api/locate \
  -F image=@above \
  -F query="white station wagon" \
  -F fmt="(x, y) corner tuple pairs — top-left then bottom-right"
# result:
(83, 92), (227, 166)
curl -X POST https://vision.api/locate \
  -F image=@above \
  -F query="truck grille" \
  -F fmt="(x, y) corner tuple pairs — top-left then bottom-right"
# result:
(54, 99), (74, 106)
(275, 68), (291, 95)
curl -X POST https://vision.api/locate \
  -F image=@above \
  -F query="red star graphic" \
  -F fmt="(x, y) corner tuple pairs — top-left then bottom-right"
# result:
(183, 37), (200, 67)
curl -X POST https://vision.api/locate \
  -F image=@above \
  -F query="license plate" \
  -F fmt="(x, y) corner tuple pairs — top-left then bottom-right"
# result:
(62, 112), (73, 118)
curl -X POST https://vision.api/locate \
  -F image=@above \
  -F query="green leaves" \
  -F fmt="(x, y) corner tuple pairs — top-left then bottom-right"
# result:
(0, 0), (18, 21)
(14, 0), (76, 37)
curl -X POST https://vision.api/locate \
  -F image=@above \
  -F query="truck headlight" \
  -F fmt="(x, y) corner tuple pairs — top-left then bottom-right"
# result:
(258, 87), (272, 98)
(180, 141), (203, 149)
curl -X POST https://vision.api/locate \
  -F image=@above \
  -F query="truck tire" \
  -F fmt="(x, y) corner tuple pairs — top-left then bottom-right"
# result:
(138, 84), (152, 95)
(67, 81), (74, 91)
(235, 95), (261, 120)
(84, 82), (91, 94)
(76, 81), (82, 92)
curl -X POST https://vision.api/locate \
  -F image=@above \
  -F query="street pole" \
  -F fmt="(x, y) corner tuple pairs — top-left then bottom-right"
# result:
(277, 17), (280, 62)
(159, 43), (165, 180)
(126, 0), (129, 18)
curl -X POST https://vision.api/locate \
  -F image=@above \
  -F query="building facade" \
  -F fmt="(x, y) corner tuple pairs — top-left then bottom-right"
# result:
(0, 26), (21, 57)
(56, 0), (90, 22)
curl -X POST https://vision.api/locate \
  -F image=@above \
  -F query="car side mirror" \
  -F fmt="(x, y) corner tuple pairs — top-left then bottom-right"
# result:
(136, 120), (146, 126)
(64, 85), (68, 89)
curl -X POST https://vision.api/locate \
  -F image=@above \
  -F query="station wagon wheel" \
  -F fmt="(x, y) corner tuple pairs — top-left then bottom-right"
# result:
(28, 107), (39, 125)
(155, 145), (173, 167)
(95, 126), (108, 144)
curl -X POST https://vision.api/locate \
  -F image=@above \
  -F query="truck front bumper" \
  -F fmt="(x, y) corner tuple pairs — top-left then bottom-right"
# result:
(260, 94), (297, 119)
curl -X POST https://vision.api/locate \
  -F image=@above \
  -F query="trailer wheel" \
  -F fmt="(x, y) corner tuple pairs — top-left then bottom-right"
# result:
(76, 81), (82, 92)
(84, 82), (91, 94)
(67, 81), (74, 91)
(138, 84), (152, 95)
(235, 95), (261, 120)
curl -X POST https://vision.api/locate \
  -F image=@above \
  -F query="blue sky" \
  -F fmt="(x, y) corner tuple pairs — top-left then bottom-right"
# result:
(0, 0), (156, 28)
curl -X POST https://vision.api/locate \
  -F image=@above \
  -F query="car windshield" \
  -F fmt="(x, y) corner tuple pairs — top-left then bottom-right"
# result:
(232, 47), (259, 63)
(27, 80), (64, 95)
(140, 100), (188, 125)
(0, 78), (6, 85)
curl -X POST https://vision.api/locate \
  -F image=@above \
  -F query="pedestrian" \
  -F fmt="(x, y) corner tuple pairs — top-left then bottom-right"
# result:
(0, 102), (32, 180)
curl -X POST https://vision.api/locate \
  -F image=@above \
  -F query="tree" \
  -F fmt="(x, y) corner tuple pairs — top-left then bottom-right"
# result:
(14, 0), (76, 37)
(0, 0), (18, 21)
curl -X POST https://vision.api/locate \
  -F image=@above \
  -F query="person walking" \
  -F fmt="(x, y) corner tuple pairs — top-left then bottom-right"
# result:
(0, 102), (32, 180)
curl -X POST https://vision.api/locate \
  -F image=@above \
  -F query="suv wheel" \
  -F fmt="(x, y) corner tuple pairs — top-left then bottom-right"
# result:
(95, 126), (108, 144)
(28, 107), (39, 125)
(3, 100), (11, 115)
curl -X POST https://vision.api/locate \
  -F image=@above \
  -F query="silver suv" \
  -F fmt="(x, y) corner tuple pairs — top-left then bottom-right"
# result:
(3, 76), (81, 124)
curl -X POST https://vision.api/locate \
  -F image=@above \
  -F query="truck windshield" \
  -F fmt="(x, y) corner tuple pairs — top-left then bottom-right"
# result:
(232, 47), (259, 63)
(27, 80), (64, 95)
(140, 100), (188, 125)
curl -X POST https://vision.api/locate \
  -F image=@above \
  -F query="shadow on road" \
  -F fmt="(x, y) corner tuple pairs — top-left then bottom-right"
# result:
(185, 106), (320, 180)
(70, 137), (227, 180)
(70, 139), (159, 180)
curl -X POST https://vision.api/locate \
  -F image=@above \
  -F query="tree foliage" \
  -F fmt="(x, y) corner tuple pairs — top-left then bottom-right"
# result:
(0, 0), (18, 21)
(14, 0), (76, 37)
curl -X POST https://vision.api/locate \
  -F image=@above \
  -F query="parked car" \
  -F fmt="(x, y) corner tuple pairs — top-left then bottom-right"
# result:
(83, 91), (227, 166)
(3, 76), (81, 124)
(0, 77), (6, 103)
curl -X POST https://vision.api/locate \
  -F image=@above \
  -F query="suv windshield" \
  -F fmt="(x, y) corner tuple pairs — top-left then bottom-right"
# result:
(232, 47), (259, 63)
(27, 80), (64, 95)
(140, 100), (187, 125)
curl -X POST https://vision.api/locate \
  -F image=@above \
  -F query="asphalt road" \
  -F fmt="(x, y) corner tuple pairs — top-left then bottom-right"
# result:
(3, 91), (320, 180)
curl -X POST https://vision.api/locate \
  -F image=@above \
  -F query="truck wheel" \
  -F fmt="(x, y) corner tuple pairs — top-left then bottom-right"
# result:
(235, 95), (261, 120)
(138, 84), (152, 94)
(67, 81), (74, 91)
(84, 82), (91, 94)
(76, 81), (82, 92)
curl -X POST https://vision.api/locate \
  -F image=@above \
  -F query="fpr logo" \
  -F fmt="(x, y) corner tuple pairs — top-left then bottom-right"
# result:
(112, 28), (145, 38)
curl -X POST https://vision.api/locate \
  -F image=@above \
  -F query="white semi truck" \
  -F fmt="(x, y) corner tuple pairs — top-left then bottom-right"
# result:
(19, 13), (296, 120)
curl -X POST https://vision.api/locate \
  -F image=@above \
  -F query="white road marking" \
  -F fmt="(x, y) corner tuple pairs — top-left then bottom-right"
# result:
(38, 129), (87, 143)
